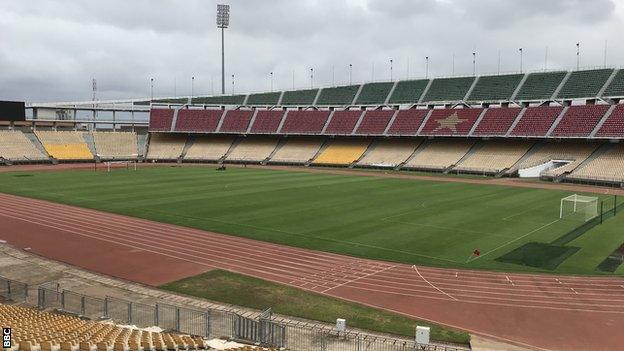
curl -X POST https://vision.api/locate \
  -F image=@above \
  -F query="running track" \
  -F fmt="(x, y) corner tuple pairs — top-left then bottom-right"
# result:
(0, 193), (623, 351)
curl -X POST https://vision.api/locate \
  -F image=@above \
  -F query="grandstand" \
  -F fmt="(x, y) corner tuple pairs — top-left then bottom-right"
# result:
(269, 137), (324, 164)
(467, 74), (524, 102)
(146, 133), (186, 160)
(387, 79), (428, 104)
(226, 137), (278, 162)
(313, 139), (370, 165)
(35, 131), (93, 160)
(569, 143), (624, 183)
(184, 135), (234, 161)
(92, 131), (139, 160)
(355, 82), (394, 105)
(422, 76), (474, 102)
(403, 139), (474, 170)
(514, 71), (567, 101)
(358, 139), (421, 168)
(315, 85), (360, 105)
(1, 303), (206, 351)
(0, 130), (49, 162)
(323, 110), (363, 135)
(454, 140), (533, 174)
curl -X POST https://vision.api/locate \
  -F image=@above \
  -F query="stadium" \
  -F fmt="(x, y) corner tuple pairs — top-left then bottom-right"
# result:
(1, 2), (624, 351)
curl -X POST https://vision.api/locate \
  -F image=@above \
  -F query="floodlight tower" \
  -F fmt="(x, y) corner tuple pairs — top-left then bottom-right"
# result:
(217, 4), (230, 95)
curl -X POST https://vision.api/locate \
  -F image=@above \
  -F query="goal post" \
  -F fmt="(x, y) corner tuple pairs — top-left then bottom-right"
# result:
(102, 160), (138, 172)
(560, 194), (599, 221)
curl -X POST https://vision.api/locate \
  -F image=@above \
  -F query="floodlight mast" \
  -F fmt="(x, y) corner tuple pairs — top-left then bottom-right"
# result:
(217, 4), (230, 95)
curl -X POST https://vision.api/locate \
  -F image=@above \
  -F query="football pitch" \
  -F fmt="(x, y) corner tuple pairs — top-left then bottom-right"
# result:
(1, 165), (622, 275)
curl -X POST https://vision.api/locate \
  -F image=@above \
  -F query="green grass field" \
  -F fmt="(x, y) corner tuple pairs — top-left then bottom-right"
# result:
(0, 165), (622, 275)
(160, 269), (470, 344)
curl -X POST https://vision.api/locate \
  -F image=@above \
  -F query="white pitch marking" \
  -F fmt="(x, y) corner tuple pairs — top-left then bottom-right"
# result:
(321, 265), (397, 293)
(571, 287), (579, 295)
(455, 272), (458, 278)
(413, 265), (458, 301)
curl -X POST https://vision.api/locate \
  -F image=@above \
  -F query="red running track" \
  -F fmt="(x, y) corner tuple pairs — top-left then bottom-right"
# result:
(0, 192), (623, 351)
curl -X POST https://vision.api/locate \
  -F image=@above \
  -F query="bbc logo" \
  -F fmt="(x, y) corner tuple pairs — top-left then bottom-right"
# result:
(2, 328), (10, 349)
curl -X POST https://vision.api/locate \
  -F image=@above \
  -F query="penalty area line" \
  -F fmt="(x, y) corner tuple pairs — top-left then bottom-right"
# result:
(466, 218), (561, 263)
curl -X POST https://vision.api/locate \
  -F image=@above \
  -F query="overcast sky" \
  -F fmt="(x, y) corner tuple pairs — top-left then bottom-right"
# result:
(1, 0), (623, 103)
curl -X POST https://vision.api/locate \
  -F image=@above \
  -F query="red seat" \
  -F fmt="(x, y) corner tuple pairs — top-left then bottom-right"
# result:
(280, 110), (331, 134)
(249, 110), (285, 133)
(510, 106), (563, 137)
(355, 110), (395, 135)
(473, 108), (521, 136)
(420, 108), (483, 136)
(148, 109), (174, 131)
(219, 110), (253, 133)
(551, 105), (610, 137)
(386, 109), (428, 136)
(174, 109), (223, 132)
(323, 110), (362, 135)
(596, 104), (624, 138)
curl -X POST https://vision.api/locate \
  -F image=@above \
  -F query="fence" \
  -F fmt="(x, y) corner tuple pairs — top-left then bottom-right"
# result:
(37, 286), (210, 337)
(0, 275), (28, 302)
(32, 282), (465, 351)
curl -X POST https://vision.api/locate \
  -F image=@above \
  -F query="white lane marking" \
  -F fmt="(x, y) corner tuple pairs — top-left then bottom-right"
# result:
(413, 265), (458, 301)
(321, 264), (397, 293)
(506, 275), (515, 286)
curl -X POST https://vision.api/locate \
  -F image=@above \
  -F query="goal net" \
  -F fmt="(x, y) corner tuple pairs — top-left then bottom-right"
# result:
(101, 160), (138, 172)
(560, 194), (598, 221)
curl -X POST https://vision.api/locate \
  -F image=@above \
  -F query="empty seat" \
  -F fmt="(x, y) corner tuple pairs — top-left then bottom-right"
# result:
(219, 110), (254, 133)
(249, 110), (285, 134)
(146, 134), (186, 160)
(404, 139), (474, 170)
(313, 139), (370, 165)
(92, 132), (138, 159)
(357, 139), (421, 167)
(385, 109), (428, 136)
(184, 136), (234, 161)
(472, 108), (521, 136)
(174, 109), (223, 132)
(420, 108), (483, 136)
(35, 131), (93, 160)
(354, 110), (395, 135)
(280, 110), (330, 134)
(455, 141), (533, 173)
(148, 109), (174, 132)
(595, 104), (624, 138)
(226, 137), (278, 162)
(550, 105), (609, 137)
(570, 144), (624, 183)
(0, 130), (48, 161)
(269, 138), (324, 164)
(323, 110), (362, 135)
(509, 106), (563, 137)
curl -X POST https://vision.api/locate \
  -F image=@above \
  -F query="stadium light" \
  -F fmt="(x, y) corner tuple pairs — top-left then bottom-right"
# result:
(310, 68), (314, 88)
(270, 71), (274, 92)
(217, 4), (230, 95)
(349, 64), (352, 85)
(390, 59), (393, 81)
(576, 42), (580, 70)
(150, 78), (154, 101)
(191, 76), (195, 104)
(472, 52), (476, 76)
(231, 74), (235, 94)
(518, 48), (523, 73)
(425, 56), (429, 79)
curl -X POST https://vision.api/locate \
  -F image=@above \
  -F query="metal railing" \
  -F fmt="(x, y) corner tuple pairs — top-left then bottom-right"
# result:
(29, 281), (466, 351)
(0, 276), (28, 302)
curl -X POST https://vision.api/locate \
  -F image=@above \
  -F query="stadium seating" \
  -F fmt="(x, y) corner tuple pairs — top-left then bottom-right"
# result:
(269, 138), (324, 164)
(1, 303), (206, 351)
(472, 107), (521, 136)
(420, 108), (483, 136)
(92, 132), (138, 159)
(323, 110), (362, 135)
(315, 85), (360, 105)
(280, 110), (331, 134)
(422, 77), (475, 102)
(550, 105), (610, 137)
(602, 70), (624, 97)
(184, 136), (234, 161)
(514, 71), (567, 101)
(354, 110), (395, 135)
(219, 110), (254, 133)
(193, 94), (246, 105)
(509, 106), (564, 137)
(468, 74), (524, 101)
(246, 92), (281, 105)
(249, 110), (285, 133)
(355, 82), (394, 105)
(175, 109), (223, 132)
(557, 69), (614, 99)
(385, 109), (428, 136)
(569, 143), (624, 183)
(387, 79), (429, 104)
(226, 137), (278, 162)
(280, 89), (319, 105)
(0, 130), (49, 162)
(404, 139), (474, 170)
(313, 139), (370, 165)
(357, 139), (421, 167)
(148, 108), (174, 131)
(595, 104), (624, 138)
(146, 133), (186, 160)
(516, 141), (598, 177)
(35, 131), (93, 160)
(454, 141), (532, 174)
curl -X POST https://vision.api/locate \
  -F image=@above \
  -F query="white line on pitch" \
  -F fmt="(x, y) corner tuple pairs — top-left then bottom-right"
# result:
(413, 265), (458, 301)
(570, 287), (578, 295)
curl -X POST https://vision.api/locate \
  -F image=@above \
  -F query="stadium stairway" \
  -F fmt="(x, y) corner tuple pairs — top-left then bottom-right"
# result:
(395, 139), (431, 171)
(263, 138), (287, 165)
(349, 139), (377, 168)
(305, 138), (330, 166)
(137, 133), (148, 159)
(179, 135), (196, 162)
(82, 132), (98, 160)
(220, 137), (243, 164)
(505, 141), (545, 176)
(24, 131), (52, 161)
(447, 140), (484, 174)
(551, 71), (572, 99)
(561, 142), (613, 182)
(590, 104), (618, 137)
